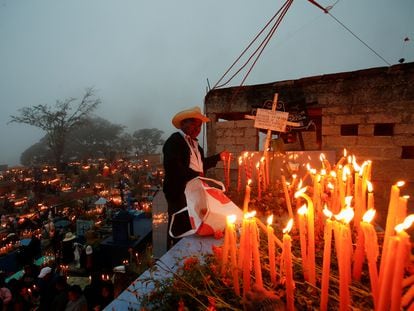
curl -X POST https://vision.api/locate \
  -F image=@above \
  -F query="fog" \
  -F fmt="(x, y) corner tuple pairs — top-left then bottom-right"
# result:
(1, 0), (412, 166)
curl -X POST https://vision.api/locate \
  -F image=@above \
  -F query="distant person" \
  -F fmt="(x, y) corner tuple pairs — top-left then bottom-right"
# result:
(61, 232), (76, 264)
(65, 285), (87, 311)
(162, 106), (229, 248)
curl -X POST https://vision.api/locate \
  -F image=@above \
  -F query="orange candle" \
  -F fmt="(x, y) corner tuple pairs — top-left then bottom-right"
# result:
(228, 215), (240, 296)
(237, 156), (242, 192)
(352, 226), (365, 281)
(395, 195), (409, 225)
(377, 236), (399, 310)
(281, 175), (294, 219)
(283, 219), (294, 311)
(334, 206), (354, 311)
(294, 187), (316, 286)
(221, 222), (230, 276)
(256, 162), (261, 201)
(267, 215), (276, 285)
(379, 181), (405, 290)
(390, 217), (413, 311)
(361, 209), (379, 308)
(366, 181), (374, 210)
(251, 216), (263, 288)
(221, 215), (236, 276)
(240, 211), (255, 297)
(242, 179), (252, 213)
(297, 204), (308, 281)
(320, 207), (333, 311)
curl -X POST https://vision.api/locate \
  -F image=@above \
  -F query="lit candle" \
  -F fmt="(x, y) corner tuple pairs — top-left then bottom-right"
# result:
(297, 204), (308, 281)
(283, 219), (294, 311)
(294, 187), (315, 286)
(390, 216), (413, 311)
(222, 214), (240, 296)
(243, 179), (252, 213)
(221, 217), (231, 276)
(334, 205), (354, 311)
(360, 209), (379, 308)
(237, 156), (243, 193)
(251, 215), (263, 289)
(256, 162), (261, 201)
(379, 181), (405, 292)
(320, 206), (333, 311)
(281, 175), (294, 219)
(267, 215), (276, 285)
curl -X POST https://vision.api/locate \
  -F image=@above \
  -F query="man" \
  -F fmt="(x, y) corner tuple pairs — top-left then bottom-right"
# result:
(163, 106), (229, 248)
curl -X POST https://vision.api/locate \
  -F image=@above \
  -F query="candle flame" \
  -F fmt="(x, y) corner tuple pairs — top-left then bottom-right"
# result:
(343, 148), (347, 157)
(342, 165), (350, 181)
(238, 156), (243, 165)
(323, 205), (333, 218)
(320, 168), (326, 176)
(327, 182), (334, 190)
(402, 214), (414, 229)
(347, 155), (352, 164)
(320, 153), (326, 162)
(330, 171), (337, 178)
(344, 196), (353, 207)
(267, 215), (273, 225)
(244, 211), (256, 219)
(362, 209), (376, 223)
(396, 180), (405, 187)
(335, 207), (354, 224)
(294, 186), (307, 198)
(256, 162), (260, 169)
(306, 163), (311, 171)
(367, 180), (373, 193)
(297, 204), (308, 215)
(283, 219), (294, 233)
(227, 214), (237, 224)
(260, 156), (265, 163)
(297, 179), (303, 190)
(247, 179), (252, 186)
(243, 152), (249, 158)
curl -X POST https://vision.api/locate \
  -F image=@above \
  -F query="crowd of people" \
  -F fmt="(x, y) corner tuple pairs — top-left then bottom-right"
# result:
(1, 265), (114, 311)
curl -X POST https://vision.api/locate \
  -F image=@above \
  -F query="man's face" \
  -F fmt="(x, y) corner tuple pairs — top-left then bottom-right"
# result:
(181, 118), (202, 139)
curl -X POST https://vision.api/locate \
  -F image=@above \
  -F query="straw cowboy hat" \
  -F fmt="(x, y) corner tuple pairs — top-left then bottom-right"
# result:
(62, 231), (76, 242)
(172, 106), (210, 129)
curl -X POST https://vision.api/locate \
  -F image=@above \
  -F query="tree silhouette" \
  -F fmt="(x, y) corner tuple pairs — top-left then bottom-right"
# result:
(132, 128), (164, 155)
(9, 88), (100, 170)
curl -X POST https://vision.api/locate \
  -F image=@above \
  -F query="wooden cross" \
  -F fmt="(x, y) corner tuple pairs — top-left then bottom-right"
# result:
(244, 93), (300, 188)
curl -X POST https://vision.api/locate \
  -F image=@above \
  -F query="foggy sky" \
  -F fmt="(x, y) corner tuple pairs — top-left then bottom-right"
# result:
(1, 0), (413, 166)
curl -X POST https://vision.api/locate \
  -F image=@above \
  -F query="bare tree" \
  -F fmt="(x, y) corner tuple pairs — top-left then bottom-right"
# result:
(9, 88), (101, 170)
(132, 128), (164, 156)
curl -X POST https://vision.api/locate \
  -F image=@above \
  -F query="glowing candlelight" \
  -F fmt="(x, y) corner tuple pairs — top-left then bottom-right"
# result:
(294, 187), (315, 286)
(297, 204), (308, 281)
(221, 214), (239, 295)
(243, 179), (252, 213)
(256, 162), (261, 201)
(320, 206), (333, 311)
(267, 215), (276, 285)
(390, 216), (413, 310)
(237, 156), (243, 192)
(334, 206), (354, 311)
(281, 175), (294, 219)
(360, 209), (379, 308)
(283, 219), (294, 311)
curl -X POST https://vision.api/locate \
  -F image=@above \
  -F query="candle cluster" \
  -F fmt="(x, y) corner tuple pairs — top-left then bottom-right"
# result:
(219, 148), (413, 310)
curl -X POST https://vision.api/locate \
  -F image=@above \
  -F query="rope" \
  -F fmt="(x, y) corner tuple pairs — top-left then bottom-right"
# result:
(327, 12), (391, 66)
(212, 0), (293, 90)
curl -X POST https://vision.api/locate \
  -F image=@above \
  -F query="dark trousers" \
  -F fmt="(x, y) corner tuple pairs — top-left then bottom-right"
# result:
(166, 192), (191, 250)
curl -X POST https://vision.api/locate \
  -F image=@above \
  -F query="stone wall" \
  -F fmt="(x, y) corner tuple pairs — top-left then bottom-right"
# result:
(204, 62), (414, 225)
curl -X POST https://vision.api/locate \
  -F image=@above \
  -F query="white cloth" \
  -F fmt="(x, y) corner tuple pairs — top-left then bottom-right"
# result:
(181, 132), (203, 173)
